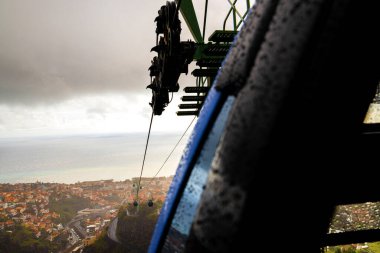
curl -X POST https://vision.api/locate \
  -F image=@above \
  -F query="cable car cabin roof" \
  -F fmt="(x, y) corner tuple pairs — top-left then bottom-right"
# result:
(148, 0), (380, 252)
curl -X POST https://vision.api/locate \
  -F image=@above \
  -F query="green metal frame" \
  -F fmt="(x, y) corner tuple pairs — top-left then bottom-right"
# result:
(177, 0), (252, 60)
(177, 0), (252, 43)
(176, 0), (203, 43)
(223, 0), (251, 31)
(178, 0), (253, 92)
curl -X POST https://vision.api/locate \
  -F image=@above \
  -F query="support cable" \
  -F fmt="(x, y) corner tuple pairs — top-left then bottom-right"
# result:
(136, 111), (154, 201)
(144, 116), (196, 189)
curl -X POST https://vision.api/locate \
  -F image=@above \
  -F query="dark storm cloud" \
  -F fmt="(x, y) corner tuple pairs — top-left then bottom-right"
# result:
(0, 0), (160, 105)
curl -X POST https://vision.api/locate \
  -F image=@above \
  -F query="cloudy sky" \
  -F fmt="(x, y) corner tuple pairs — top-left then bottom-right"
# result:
(0, 0), (252, 183)
(0, 0), (238, 138)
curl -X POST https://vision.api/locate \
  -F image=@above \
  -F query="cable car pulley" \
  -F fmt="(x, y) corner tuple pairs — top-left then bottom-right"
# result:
(147, 1), (195, 115)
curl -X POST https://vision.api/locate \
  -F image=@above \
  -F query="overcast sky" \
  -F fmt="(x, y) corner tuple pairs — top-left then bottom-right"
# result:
(0, 0), (252, 183)
(0, 0), (241, 137)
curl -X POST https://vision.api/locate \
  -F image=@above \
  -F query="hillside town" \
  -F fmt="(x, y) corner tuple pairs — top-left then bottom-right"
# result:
(329, 202), (380, 233)
(0, 176), (173, 252)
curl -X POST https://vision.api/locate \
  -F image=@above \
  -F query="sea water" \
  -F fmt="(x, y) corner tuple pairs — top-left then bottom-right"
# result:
(0, 133), (185, 184)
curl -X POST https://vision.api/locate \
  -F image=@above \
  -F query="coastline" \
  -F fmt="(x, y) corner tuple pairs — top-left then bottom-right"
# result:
(0, 166), (175, 185)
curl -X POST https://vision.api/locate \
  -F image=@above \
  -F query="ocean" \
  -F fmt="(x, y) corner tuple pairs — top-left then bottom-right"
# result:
(0, 133), (187, 184)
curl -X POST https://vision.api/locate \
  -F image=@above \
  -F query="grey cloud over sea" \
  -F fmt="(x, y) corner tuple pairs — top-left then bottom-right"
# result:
(0, 0), (159, 105)
(0, 0), (234, 106)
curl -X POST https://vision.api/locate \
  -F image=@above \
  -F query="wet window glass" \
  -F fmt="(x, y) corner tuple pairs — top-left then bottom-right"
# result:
(364, 83), (380, 124)
(323, 202), (380, 252)
(329, 202), (380, 234)
(323, 242), (380, 253)
(162, 96), (235, 252)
